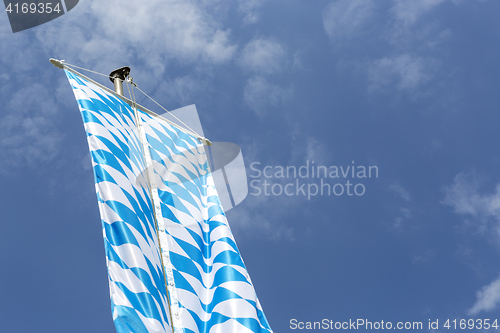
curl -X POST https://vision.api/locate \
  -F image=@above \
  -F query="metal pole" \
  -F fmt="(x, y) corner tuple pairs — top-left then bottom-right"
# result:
(109, 66), (131, 96)
(113, 79), (124, 96)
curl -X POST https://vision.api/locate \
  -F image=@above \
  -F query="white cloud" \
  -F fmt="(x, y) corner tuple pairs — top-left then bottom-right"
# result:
(0, 83), (62, 171)
(224, 141), (297, 241)
(468, 276), (500, 315)
(412, 249), (434, 264)
(387, 0), (453, 46)
(226, 193), (295, 242)
(288, 135), (331, 167)
(157, 75), (207, 106)
(38, 0), (237, 76)
(387, 182), (414, 229)
(322, 0), (375, 41)
(390, 0), (447, 27)
(304, 138), (330, 166)
(427, 28), (453, 48)
(443, 174), (500, 315)
(0, 33), (39, 75)
(390, 183), (411, 202)
(243, 76), (292, 117)
(237, 0), (265, 24)
(368, 54), (439, 93)
(238, 38), (286, 74)
(443, 172), (500, 245)
(442, 173), (500, 219)
(320, 0), (456, 97)
(238, 38), (291, 117)
(228, 135), (334, 241)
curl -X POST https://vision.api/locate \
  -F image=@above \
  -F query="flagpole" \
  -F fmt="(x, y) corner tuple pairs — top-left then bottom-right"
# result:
(109, 66), (130, 96)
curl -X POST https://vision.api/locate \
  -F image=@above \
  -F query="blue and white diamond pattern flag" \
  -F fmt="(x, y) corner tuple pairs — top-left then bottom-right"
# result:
(65, 69), (272, 333)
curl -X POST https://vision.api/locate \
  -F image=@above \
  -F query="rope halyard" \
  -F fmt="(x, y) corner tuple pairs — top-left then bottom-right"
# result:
(62, 61), (119, 81)
(132, 84), (203, 139)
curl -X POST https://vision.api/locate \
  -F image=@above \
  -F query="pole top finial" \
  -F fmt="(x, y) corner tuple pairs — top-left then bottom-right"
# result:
(49, 58), (64, 69)
(109, 66), (131, 83)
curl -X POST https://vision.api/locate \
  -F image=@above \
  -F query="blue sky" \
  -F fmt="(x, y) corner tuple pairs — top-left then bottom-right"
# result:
(1, 0), (500, 332)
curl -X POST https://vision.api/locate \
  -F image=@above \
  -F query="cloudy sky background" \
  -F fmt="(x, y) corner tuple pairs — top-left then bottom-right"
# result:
(1, 0), (500, 331)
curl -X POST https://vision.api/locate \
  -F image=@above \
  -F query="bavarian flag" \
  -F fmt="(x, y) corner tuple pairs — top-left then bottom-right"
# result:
(65, 69), (272, 333)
